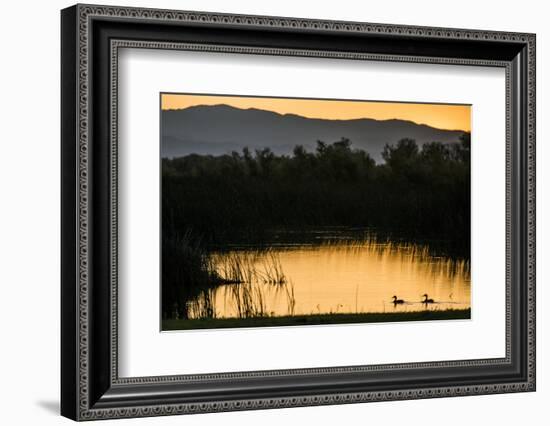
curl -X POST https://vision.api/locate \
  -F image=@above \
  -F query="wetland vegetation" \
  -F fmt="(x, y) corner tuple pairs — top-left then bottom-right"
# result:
(161, 134), (471, 329)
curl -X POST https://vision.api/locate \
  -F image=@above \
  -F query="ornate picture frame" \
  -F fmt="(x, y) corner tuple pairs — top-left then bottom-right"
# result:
(61, 4), (535, 420)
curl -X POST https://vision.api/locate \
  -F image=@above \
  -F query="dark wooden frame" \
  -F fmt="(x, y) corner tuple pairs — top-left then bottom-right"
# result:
(61, 4), (536, 421)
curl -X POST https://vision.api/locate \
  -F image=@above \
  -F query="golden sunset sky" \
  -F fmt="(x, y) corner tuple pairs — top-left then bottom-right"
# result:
(161, 93), (471, 132)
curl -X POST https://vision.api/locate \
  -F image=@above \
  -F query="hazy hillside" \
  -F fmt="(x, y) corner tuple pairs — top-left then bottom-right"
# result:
(161, 104), (467, 163)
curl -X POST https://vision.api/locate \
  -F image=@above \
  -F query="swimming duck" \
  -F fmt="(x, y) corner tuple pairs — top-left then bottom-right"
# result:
(422, 294), (435, 304)
(392, 295), (405, 305)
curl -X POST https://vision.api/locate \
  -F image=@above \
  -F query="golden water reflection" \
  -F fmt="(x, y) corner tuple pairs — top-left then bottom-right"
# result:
(190, 240), (470, 319)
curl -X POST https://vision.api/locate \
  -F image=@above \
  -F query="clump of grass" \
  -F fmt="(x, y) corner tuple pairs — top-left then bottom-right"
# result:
(213, 252), (254, 284)
(187, 288), (217, 319)
(228, 280), (266, 319)
(162, 232), (295, 320)
(162, 231), (220, 320)
(259, 251), (286, 285)
(190, 250), (295, 320)
(284, 280), (296, 316)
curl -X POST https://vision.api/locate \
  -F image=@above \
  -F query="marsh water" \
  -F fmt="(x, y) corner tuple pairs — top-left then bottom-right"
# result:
(186, 230), (471, 320)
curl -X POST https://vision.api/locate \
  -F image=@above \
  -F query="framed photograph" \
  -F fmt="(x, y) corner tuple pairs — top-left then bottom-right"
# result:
(61, 4), (536, 421)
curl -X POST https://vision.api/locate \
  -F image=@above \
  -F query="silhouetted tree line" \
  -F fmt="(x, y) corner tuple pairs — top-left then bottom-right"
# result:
(162, 135), (471, 257)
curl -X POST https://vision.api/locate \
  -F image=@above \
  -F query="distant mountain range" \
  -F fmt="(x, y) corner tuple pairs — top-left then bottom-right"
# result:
(161, 104), (467, 163)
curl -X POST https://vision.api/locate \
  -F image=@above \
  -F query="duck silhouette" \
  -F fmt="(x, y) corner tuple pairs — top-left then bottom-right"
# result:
(422, 294), (435, 304)
(392, 295), (405, 305)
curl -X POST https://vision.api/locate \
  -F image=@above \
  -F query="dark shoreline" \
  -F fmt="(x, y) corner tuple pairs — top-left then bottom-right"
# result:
(162, 308), (471, 331)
